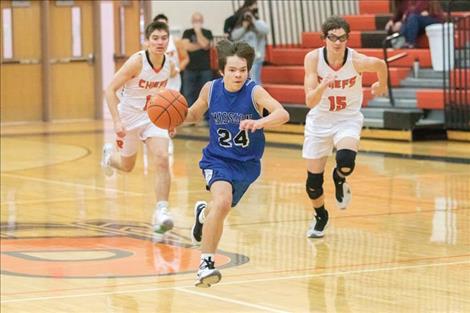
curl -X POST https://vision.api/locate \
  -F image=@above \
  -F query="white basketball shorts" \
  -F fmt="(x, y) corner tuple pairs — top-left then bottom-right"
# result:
(302, 112), (363, 159)
(117, 103), (169, 157)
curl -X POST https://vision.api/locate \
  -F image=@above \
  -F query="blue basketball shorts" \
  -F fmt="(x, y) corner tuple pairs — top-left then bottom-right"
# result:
(199, 154), (261, 207)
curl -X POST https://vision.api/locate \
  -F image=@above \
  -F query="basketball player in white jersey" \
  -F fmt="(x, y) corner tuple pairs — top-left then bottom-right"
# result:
(101, 21), (176, 234)
(303, 16), (387, 238)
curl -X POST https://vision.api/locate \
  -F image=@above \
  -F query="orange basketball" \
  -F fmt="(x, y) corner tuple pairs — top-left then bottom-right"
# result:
(147, 89), (188, 130)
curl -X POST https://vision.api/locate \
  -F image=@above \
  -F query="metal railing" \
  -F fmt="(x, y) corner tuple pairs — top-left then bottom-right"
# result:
(444, 15), (470, 130)
(382, 33), (408, 106)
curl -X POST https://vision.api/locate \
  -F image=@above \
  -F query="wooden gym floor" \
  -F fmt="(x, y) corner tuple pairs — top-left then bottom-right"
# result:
(1, 121), (469, 312)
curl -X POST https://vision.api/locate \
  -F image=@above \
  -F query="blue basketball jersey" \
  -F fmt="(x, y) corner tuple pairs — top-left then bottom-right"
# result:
(202, 78), (265, 162)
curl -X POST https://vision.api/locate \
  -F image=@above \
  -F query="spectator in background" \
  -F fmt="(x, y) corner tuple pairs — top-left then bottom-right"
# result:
(223, 0), (258, 40)
(182, 12), (213, 107)
(386, 0), (444, 48)
(231, 2), (269, 85)
(385, 0), (408, 35)
(153, 14), (189, 93)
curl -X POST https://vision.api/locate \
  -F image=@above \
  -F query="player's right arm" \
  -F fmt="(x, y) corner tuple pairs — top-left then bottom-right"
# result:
(184, 82), (210, 124)
(304, 50), (334, 108)
(104, 54), (141, 138)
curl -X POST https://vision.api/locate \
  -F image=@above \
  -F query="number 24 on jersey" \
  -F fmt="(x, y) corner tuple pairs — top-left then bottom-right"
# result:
(217, 129), (250, 148)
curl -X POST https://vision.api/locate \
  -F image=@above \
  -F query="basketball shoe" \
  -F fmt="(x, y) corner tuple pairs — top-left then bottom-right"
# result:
(100, 143), (114, 177)
(333, 168), (351, 209)
(152, 206), (174, 234)
(191, 201), (206, 245)
(195, 257), (221, 288)
(306, 210), (329, 238)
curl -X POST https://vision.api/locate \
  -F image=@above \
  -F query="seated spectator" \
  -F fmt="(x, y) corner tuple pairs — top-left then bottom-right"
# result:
(385, 0), (407, 35)
(387, 0), (444, 48)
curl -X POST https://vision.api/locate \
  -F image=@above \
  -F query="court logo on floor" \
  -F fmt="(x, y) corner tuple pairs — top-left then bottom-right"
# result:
(0, 221), (249, 278)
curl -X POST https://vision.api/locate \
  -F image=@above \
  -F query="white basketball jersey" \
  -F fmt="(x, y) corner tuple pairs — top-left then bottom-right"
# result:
(119, 50), (171, 110)
(166, 35), (182, 91)
(309, 47), (363, 117)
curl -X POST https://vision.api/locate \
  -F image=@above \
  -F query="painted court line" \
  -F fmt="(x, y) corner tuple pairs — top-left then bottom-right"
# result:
(174, 288), (289, 313)
(0, 173), (201, 197)
(1, 196), (121, 206)
(216, 259), (470, 287)
(2, 254), (467, 297)
(1, 173), (143, 196)
(2, 259), (468, 304)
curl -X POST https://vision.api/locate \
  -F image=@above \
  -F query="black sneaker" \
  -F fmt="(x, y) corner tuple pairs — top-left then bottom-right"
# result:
(306, 211), (329, 238)
(191, 201), (206, 245)
(195, 258), (221, 288)
(333, 168), (351, 210)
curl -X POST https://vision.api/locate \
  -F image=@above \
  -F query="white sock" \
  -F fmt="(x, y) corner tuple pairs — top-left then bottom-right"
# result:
(156, 201), (169, 210)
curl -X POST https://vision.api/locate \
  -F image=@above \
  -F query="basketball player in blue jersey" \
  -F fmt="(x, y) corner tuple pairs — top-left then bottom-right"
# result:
(183, 40), (289, 287)
(101, 21), (176, 234)
(303, 16), (387, 238)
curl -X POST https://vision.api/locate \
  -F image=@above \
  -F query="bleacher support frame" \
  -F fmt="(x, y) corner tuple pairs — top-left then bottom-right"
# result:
(382, 32), (408, 107)
(444, 14), (470, 131)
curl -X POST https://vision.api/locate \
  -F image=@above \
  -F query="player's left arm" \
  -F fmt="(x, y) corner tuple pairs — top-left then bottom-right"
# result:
(353, 52), (388, 96)
(239, 86), (290, 132)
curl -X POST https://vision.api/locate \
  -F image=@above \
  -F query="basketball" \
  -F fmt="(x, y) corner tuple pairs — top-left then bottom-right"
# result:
(147, 89), (188, 129)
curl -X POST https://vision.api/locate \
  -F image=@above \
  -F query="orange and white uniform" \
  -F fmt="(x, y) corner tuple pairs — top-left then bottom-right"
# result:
(117, 50), (171, 156)
(303, 47), (364, 159)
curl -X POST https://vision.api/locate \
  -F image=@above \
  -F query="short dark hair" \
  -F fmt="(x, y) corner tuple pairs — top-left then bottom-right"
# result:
(145, 21), (169, 39)
(321, 15), (350, 38)
(216, 40), (255, 72)
(153, 14), (168, 23)
(242, 0), (257, 9)
(236, 0), (257, 15)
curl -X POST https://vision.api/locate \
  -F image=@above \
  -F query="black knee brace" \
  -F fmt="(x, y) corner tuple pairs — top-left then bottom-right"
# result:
(335, 149), (356, 176)
(306, 171), (324, 200)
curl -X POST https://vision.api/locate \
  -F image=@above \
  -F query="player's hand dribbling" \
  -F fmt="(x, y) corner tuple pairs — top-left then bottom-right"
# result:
(239, 119), (262, 132)
(113, 120), (126, 138)
(371, 81), (387, 97)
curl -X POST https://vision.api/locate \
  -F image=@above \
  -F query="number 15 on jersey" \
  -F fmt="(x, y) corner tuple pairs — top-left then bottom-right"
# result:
(328, 96), (347, 111)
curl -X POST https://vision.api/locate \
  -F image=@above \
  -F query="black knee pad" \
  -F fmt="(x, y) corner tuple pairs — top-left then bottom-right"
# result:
(336, 149), (356, 176)
(306, 171), (324, 200)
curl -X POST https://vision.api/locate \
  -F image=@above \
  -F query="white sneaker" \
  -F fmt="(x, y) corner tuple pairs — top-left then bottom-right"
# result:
(195, 259), (221, 288)
(333, 169), (352, 210)
(101, 143), (114, 177)
(152, 206), (174, 234)
(191, 201), (206, 245)
(306, 213), (329, 238)
(335, 181), (352, 210)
